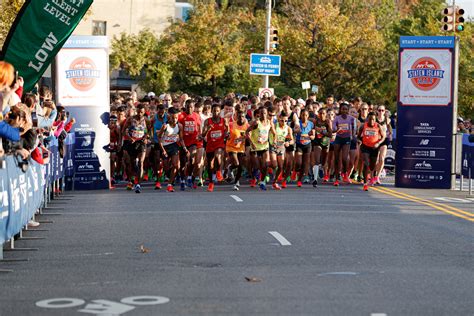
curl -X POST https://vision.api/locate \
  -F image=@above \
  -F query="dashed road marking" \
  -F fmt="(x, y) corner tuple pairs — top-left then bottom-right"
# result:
(269, 231), (291, 246)
(230, 195), (243, 202)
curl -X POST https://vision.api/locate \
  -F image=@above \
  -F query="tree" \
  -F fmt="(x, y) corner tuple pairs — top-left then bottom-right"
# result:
(277, 1), (385, 101)
(0, 0), (25, 48)
(160, 2), (258, 96)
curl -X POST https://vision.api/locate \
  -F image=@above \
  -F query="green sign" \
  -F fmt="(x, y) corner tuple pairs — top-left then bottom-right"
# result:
(0, 0), (93, 92)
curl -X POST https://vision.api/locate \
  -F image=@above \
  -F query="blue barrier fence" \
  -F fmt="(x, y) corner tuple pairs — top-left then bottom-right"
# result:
(0, 135), (71, 250)
(461, 134), (474, 178)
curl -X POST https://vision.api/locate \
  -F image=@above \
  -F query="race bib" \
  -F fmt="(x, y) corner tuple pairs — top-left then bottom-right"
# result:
(210, 130), (222, 139)
(338, 123), (349, 132)
(163, 134), (178, 145)
(299, 134), (311, 145)
(257, 130), (268, 144)
(130, 130), (145, 139)
(365, 130), (377, 136)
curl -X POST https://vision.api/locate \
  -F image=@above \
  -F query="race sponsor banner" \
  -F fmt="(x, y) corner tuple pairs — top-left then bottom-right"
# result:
(2, 156), (45, 244)
(0, 0), (93, 92)
(55, 36), (110, 190)
(396, 36), (456, 189)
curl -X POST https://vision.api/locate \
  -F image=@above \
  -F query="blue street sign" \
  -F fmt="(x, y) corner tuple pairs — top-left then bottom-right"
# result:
(250, 54), (281, 76)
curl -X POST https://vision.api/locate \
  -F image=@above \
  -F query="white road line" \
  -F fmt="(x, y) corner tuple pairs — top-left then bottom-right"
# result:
(269, 231), (291, 246)
(230, 195), (243, 202)
(371, 313), (387, 316)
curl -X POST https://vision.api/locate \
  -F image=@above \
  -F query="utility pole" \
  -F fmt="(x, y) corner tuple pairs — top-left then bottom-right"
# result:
(263, 0), (272, 89)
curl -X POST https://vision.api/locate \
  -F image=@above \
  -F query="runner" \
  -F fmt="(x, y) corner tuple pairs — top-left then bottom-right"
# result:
(202, 103), (228, 192)
(121, 103), (152, 193)
(179, 99), (204, 189)
(225, 110), (249, 191)
(356, 102), (370, 182)
(358, 112), (386, 191)
(295, 108), (314, 187)
(311, 107), (332, 187)
(271, 111), (294, 189)
(347, 106), (360, 182)
(157, 107), (188, 192)
(108, 115), (120, 188)
(151, 104), (167, 189)
(374, 104), (392, 185)
(246, 106), (275, 191)
(332, 103), (357, 186)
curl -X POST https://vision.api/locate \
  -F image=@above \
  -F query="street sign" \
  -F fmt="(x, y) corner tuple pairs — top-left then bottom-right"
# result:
(250, 54), (281, 76)
(301, 81), (311, 89)
(311, 85), (319, 93)
(258, 88), (274, 99)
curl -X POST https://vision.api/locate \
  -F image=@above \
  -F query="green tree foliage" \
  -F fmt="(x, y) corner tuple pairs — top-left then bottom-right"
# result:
(0, 0), (25, 47)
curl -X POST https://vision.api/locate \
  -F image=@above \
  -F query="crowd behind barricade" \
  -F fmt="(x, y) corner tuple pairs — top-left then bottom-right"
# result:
(0, 61), (75, 229)
(108, 90), (399, 193)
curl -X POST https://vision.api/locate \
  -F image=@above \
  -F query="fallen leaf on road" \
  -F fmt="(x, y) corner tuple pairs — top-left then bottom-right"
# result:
(140, 245), (150, 253)
(245, 277), (262, 282)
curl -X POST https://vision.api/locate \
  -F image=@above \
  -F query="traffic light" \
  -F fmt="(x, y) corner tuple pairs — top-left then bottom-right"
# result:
(270, 27), (279, 52)
(441, 6), (465, 32)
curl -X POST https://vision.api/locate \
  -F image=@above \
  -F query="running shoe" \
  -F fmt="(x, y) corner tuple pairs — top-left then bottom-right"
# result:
(312, 179), (318, 188)
(216, 171), (224, 182)
(272, 183), (281, 190)
(134, 184), (141, 193)
(143, 174), (149, 181)
(167, 184), (175, 192)
(277, 173), (283, 182)
(333, 180), (340, 186)
(303, 176), (310, 184)
(197, 178), (203, 187)
(297, 181), (302, 187)
(322, 174), (329, 183)
(133, 177), (139, 185)
(264, 175), (270, 183)
(207, 182), (215, 192)
(281, 180), (287, 189)
(291, 171), (297, 181)
(375, 176), (382, 185)
(342, 174), (352, 184)
(250, 179), (256, 188)
(187, 178), (193, 188)
(154, 182), (162, 190)
(126, 182), (133, 190)
(369, 176), (377, 186)
(193, 182), (198, 189)
(233, 184), (240, 191)
(363, 184), (369, 191)
(259, 181), (267, 191)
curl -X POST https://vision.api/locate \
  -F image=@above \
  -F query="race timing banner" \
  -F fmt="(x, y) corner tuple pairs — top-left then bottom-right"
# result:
(0, 0), (93, 92)
(396, 36), (457, 189)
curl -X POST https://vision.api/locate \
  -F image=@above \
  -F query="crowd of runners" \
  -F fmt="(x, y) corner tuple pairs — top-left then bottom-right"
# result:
(109, 92), (394, 193)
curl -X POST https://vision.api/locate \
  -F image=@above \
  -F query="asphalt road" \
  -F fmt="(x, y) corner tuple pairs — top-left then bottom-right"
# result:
(1, 182), (473, 316)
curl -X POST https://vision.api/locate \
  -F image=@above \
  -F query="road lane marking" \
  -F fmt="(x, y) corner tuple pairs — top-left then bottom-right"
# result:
(372, 187), (474, 222)
(318, 272), (358, 276)
(378, 187), (474, 218)
(371, 314), (387, 316)
(230, 195), (243, 202)
(269, 231), (291, 246)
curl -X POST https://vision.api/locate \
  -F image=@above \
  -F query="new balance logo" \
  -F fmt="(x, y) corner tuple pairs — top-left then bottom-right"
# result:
(419, 139), (430, 145)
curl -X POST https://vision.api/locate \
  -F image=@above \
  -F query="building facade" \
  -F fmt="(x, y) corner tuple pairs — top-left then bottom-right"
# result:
(73, 0), (176, 41)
